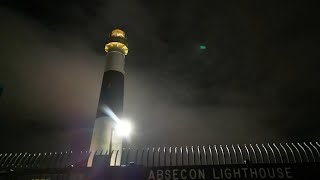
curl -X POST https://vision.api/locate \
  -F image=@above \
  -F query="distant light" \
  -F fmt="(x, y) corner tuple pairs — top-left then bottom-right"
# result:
(115, 120), (132, 137)
(199, 45), (207, 50)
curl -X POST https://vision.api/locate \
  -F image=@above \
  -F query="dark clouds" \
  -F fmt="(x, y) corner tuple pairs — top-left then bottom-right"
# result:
(0, 0), (319, 152)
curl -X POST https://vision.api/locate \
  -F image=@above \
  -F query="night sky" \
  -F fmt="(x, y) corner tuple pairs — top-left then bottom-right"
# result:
(0, 1), (319, 152)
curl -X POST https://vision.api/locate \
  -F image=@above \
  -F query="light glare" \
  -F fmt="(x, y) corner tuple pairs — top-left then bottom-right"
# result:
(115, 120), (132, 137)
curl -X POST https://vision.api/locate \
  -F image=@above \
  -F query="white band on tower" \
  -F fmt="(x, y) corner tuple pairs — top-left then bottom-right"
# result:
(105, 51), (126, 74)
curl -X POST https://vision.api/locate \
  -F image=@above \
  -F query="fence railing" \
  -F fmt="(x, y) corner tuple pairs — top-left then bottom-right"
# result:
(1, 142), (319, 169)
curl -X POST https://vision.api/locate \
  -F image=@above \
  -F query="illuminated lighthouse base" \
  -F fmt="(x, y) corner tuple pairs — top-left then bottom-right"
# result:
(89, 117), (123, 166)
(90, 117), (113, 153)
(89, 117), (132, 166)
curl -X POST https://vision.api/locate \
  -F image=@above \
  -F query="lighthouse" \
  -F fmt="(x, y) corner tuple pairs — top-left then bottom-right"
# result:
(89, 29), (128, 166)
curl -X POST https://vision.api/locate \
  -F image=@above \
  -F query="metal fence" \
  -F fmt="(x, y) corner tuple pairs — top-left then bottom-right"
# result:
(1, 142), (320, 169)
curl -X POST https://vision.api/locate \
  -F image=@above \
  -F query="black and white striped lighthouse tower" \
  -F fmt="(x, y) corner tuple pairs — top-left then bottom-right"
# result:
(89, 29), (128, 166)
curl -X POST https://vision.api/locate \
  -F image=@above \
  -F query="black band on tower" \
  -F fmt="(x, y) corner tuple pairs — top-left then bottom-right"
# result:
(96, 70), (124, 118)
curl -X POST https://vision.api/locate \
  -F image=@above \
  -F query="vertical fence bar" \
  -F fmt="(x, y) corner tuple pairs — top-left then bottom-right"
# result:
(231, 145), (238, 164)
(146, 148), (150, 167)
(261, 144), (270, 163)
(22, 153), (32, 168)
(12, 153), (23, 167)
(68, 151), (74, 167)
(53, 152), (59, 168)
(214, 145), (219, 165)
(291, 143), (302, 163)
(57, 152), (65, 168)
(152, 147), (155, 167)
(37, 152), (45, 168)
(273, 144), (283, 163)
(62, 151), (69, 168)
(220, 145), (226, 165)
(310, 142), (320, 162)
(267, 143), (276, 163)
(255, 144), (263, 163)
(120, 148), (124, 166)
(8, 153), (17, 167)
(135, 149), (139, 165)
(58, 151), (68, 168)
(2, 153), (12, 167)
(0, 153), (12, 167)
(109, 150), (114, 166)
(163, 148), (166, 166)
(197, 146), (201, 165)
(48, 152), (55, 168)
(53, 152), (62, 168)
(114, 150), (119, 166)
(83, 150), (90, 167)
(280, 143), (289, 163)
(181, 147), (184, 166)
(0, 153), (8, 166)
(14, 153), (23, 168)
(185, 146), (189, 166)
(304, 142), (315, 162)
(208, 145), (213, 165)
(6, 153), (17, 168)
(141, 149), (145, 166)
(244, 144), (250, 163)
(250, 144), (257, 164)
(126, 148), (130, 166)
(191, 146), (195, 165)
(158, 147), (161, 167)
(315, 141), (320, 155)
(169, 147), (172, 166)
(203, 146), (207, 165)
(51, 152), (59, 168)
(225, 145), (231, 164)
(286, 143), (296, 163)
(298, 143), (309, 162)
(237, 144), (243, 164)
(174, 147), (178, 166)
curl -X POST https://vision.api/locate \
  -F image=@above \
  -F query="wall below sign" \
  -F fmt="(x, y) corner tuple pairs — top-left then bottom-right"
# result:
(0, 163), (319, 180)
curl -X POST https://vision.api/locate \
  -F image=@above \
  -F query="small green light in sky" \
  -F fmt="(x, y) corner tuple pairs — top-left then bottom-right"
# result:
(199, 45), (206, 50)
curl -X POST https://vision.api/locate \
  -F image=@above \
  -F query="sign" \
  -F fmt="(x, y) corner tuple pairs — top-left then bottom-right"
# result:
(146, 163), (320, 180)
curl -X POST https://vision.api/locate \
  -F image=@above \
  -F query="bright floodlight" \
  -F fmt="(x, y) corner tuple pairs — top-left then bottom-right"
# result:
(115, 120), (132, 137)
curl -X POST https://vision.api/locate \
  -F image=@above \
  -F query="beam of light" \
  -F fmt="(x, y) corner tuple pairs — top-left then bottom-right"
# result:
(101, 105), (120, 122)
